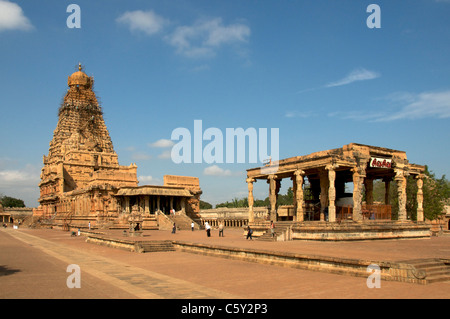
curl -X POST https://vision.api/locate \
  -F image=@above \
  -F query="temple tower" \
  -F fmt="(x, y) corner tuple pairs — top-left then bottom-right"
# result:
(37, 64), (138, 218)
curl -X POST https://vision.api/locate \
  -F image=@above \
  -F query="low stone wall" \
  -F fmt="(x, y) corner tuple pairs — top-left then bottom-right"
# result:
(199, 207), (267, 227)
(171, 241), (432, 284)
(84, 232), (174, 253)
(80, 231), (441, 284)
(86, 235), (141, 252)
(291, 221), (432, 241)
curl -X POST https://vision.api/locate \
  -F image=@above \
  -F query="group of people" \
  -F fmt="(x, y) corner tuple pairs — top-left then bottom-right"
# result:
(171, 220), (277, 240)
(203, 221), (224, 237)
(171, 221), (225, 237)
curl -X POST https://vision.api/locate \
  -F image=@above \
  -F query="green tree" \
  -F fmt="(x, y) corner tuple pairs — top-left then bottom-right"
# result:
(375, 166), (449, 221)
(0, 195), (26, 208)
(199, 200), (213, 209)
(421, 166), (449, 220)
(215, 197), (248, 208)
(277, 187), (294, 206)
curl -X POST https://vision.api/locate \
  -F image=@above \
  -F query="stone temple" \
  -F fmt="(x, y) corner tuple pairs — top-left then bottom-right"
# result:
(246, 143), (432, 240)
(33, 64), (202, 231)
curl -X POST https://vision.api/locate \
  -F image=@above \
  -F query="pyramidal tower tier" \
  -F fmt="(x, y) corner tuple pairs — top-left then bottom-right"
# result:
(38, 64), (138, 214)
(47, 63), (114, 165)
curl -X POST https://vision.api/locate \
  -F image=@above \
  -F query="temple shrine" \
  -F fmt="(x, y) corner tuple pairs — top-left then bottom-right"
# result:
(33, 64), (202, 230)
(246, 143), (431, 240)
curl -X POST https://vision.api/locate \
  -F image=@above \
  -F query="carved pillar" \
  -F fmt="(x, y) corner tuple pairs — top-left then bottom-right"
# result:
(125, 197), (130, 214)
(326, 165), (337, 222)
(144, 196), (149, 214)
(247, 178), (255, 223)
(268, 174), (278, 221)
(416, 174), (424, 222)
(294, 170), (305, 222)
(352, 165), (366, 222)
(157, 196), (160, 211)
(395, 168), (408, 221)
(319, 170), (329, 221)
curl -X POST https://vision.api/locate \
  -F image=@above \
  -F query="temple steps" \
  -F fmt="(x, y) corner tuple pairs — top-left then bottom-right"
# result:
(257, 221), (294, 242)
(397, 258), (450, 284)
(136, 241), (175, 253)
(168, 214), (200, 231)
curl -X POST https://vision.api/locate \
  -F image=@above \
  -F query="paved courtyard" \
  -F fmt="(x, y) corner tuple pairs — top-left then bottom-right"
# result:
(1, 227), (449, 300)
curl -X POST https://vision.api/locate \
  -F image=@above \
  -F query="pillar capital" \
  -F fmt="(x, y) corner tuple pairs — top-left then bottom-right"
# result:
(325, 164), (338, 171)
(246, 177), (256, 184)
(294, 169), (305, 176)
(394, 166), (410, 178)
(352, 164), (366, 177)
(415, 173), (425, 180)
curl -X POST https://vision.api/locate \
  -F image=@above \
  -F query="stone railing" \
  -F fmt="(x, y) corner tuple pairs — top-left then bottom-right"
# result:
(198, 207), (269, 227)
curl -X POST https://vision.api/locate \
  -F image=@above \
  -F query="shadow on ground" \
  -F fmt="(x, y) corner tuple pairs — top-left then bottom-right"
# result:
(0, 265), (21, 277)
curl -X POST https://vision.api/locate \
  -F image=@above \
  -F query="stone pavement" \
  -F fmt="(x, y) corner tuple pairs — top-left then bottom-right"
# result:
(1, 227), (450, 299)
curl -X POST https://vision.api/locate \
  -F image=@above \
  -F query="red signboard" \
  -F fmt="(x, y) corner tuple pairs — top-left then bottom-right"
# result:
(370, 157), (392, 169)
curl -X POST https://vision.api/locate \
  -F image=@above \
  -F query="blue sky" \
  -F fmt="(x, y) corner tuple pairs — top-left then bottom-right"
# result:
(0, 0), (449, 207)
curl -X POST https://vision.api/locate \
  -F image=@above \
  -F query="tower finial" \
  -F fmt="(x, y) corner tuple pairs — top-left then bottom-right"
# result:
(78, 62), (82, 71)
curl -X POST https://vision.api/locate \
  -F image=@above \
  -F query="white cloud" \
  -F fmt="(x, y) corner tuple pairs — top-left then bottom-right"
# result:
(0, 169), (36, 183)
(0, 165), (40, 207)
(116, 10), (168, 35)
(285, 110), (315, 118)
(149, 138), (175, 148)
(203, 165), (232, 176)
(379, 90), (450, 121)
(328, 89), (450, 122)
(325, 68), (380, 88)
(138, 175), (154, 183)
(203, 165), (242, 177)
(0, 0), (33, 32)
(165, 18), (250, 58)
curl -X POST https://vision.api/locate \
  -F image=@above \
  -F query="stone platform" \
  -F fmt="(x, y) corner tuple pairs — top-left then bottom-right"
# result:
(79, 228), (449, 285)
(291, 221), (431, 241)
(248, 220), (431, 241)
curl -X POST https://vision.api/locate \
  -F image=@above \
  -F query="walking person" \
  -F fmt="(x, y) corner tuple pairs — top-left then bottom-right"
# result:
(172, 222), (176, 234)
(246, 226), (253, 240)
(191, 221), (195, 231)
(205, 222), (211, 237)
(218, 222), (224, 237)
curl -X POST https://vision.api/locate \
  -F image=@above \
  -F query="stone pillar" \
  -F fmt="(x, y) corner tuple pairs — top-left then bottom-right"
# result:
(352, 166), (366, 222)
(294, 170), (305, 222)
(157, 196), (160, 212)
(125, 197), (130, 214)
(319, 170), (329, 221)
(416, 174), (424, 222)
(144, 196), (149, 214)
(326, 165), (337, 223)
(247, 178), (255, 223)
(181, 198), (186, 214)
(395, 168), (408, 221)
(268, 174), (278, 222)
(170, 197), (174, 211)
